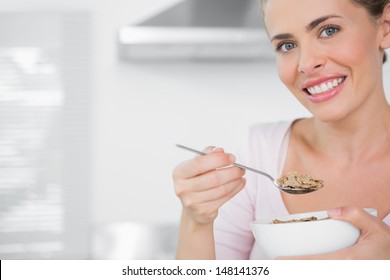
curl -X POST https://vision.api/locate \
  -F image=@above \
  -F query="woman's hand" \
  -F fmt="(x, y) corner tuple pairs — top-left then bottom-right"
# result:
(173, 146), (246, 225)
(279, 206), (390, 259)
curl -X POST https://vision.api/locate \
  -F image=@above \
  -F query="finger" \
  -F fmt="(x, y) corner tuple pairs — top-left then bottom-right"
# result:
(187, 165), (245, 192)
(185, 177), (246, 205)
(175, 166), (244, 206)
(327, 206), (378, 233)
(173, 151), (236, 179)
(180, 178), (246, 224)
(202, 146), (224, 154)
(201, 178), (246, 211)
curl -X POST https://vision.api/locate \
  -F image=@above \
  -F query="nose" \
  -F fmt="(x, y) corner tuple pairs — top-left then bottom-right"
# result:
(297, 46), (326, 75)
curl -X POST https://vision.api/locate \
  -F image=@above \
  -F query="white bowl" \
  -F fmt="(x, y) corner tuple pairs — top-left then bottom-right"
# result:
(250, 208), (377, 259)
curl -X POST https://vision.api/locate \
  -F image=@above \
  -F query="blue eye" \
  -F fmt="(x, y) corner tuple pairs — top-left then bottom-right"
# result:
(320, 25), (339, 38)
(276, 42), (296, 53)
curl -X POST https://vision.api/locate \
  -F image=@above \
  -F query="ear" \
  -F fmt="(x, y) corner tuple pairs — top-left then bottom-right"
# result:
(380, 3), (390, 49)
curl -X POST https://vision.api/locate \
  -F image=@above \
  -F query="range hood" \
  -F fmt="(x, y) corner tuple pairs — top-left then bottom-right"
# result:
(118, 0), (274, 61)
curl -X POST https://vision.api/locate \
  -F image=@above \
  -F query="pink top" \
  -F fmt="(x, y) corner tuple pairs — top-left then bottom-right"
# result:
(214, 120), (390, 259)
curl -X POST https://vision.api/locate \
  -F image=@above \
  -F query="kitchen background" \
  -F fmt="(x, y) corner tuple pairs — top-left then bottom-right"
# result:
(0, 0), (389, 260)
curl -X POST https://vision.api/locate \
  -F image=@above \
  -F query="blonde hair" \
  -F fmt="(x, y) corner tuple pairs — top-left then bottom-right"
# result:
(260, 0), (388, 18)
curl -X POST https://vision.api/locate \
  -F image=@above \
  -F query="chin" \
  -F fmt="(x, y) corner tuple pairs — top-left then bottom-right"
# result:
(306, 107), (350, 124)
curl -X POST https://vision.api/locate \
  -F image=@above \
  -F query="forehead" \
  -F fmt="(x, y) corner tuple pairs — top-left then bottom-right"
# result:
(263, 0), (358, 35)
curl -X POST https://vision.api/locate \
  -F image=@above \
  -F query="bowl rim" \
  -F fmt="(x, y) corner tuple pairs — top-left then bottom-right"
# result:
(250, 208), (377, 226)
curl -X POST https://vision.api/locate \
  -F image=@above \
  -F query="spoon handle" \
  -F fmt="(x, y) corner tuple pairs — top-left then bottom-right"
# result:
(233, 162), (275, 182)
(175, 144), (275, 182)
(175, 144), (206, 156)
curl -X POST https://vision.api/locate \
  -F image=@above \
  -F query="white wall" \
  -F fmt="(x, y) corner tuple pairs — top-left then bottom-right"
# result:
(3, 0), (390, 228)
(0, 0), (94, 11)
(90, 0), (311, 226)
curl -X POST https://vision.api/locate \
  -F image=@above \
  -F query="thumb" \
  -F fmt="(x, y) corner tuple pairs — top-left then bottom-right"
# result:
(327, 206), (377, 232)
(202, 146), (224, 154)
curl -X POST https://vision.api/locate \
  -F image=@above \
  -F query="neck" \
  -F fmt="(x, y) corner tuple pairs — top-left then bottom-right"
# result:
(309, 102), (390, 163)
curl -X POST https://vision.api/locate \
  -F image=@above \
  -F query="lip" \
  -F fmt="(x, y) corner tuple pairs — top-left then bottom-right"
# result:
(301, 75), (347, 104)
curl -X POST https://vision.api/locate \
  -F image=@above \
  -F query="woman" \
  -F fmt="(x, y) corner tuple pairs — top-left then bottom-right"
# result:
(172, 0), (390, 259)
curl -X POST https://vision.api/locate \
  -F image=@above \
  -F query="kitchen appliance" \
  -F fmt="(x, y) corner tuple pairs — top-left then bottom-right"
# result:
(118, 0), (273, 61)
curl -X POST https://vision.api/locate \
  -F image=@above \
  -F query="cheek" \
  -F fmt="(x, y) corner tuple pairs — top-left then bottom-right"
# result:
(276, 57), (298, 92)
(334, 28), (381, 68)
(330, 37), (381, 86)
(335, 41), (365, 65)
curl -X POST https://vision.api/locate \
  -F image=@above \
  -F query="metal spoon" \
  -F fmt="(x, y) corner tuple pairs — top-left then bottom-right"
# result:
(175, 144), (320, 195)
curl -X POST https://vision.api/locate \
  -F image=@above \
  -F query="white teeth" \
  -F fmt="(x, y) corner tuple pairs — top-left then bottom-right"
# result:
(306, 77), (345, 95)
(320, 84), (328, 92)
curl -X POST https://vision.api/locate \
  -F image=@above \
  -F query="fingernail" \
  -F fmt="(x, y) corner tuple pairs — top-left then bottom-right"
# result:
(212, 147), (223, 153)
(229, 154), (236, 162)
(328, 207), (341, 217)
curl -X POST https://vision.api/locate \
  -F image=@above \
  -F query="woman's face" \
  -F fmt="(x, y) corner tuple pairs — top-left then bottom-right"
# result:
(263, 0), (386, 122)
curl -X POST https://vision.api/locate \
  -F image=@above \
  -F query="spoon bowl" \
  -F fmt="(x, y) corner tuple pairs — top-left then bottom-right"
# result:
(175, 144), (323, 195)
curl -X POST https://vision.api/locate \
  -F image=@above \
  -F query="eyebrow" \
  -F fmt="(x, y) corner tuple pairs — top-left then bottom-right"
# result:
(306, 15), (341, 31)
(270, 14), (342, 42)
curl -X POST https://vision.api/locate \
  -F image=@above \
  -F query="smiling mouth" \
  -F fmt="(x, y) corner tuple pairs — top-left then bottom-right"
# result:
(304, 77), (346, 95)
